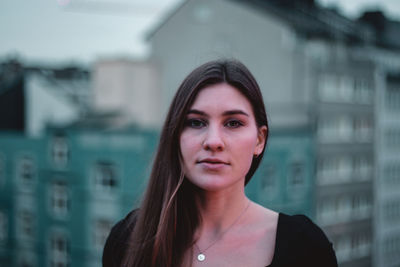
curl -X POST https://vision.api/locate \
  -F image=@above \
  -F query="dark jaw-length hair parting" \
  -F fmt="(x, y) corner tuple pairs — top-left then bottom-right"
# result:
(122, 59), (269, 267)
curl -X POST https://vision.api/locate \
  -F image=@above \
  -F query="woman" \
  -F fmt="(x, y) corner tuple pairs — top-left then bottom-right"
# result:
(103, 59), (337, 267)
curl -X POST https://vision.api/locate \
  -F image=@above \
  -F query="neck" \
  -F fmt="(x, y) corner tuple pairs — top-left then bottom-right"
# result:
(196, 186), (250, 239)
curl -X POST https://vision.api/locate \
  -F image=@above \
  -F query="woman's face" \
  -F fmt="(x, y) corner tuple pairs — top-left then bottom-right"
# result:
(179, 83), (266, 192)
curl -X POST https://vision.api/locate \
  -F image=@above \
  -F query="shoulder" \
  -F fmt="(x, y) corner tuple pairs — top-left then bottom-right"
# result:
(102, 209), (139, 267)
(275, 213), (338, 267)
(279, 214), (330, 247)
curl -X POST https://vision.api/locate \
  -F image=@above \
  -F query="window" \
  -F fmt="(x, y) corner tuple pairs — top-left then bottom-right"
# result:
(352, 195), (372, 219)
(93, 161), (118, 192)
(318, 154), (373, 185)
(17, 250), (37, 267)
(0, 153), (4, 187)
(337, 116), (353, 141)
(319, 74), (372, 104)
(288, 162), (305, 187)
(318, 115), (373, 144)
(17, 156), (36, 188)
(49, 231), (69, 267)
(49, 181), (69, 218)
(0, 211), (7, 244)
(334, 196), (352, 221)
(334, 236), (351, 262)
(318, 119), (333, 141)
(337, 156), (352, 180)
(351, 233), (371, 258)
(16, 209), (35, 241)
(318, 116), (353, 143)
(316, 200), (333, 223)
(317, 155), (353, 185)
(338, 76), (354, 102)
(317, 158), (329, 185)
(333, 233), (371, 264)
(384, 235), (400, 259)
(259, 163), (279, 201)
(385, 129), (400, 149)
(386, 79), (400, 111)
(354, 117), (373, 142)
(319, 74), (337, 102)
(354, 78), (373, 104)
(51, 135), (69, 167)
(261, 164), (277, 191)
(319, 75), (354, 102)
(384, 163), (400, 186)
(93, 219), (113, 251)
(317, 194), (371, 225)
(384, 200), (400, 222)
(353, 156), (372, 180)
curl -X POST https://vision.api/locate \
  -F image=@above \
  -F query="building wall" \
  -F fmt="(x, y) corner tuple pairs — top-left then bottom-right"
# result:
(0, 134), (45, 267)
(313, 56), (375, 267)
(352, 46), (400, 267)
(92, 59), (162, 128)
(0, 127), (158, 267)
(150, 0), (312, 128)
(374, 69), (400, 267)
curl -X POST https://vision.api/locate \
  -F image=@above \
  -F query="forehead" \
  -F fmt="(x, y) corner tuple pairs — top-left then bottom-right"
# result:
(190, 83), (253, 112)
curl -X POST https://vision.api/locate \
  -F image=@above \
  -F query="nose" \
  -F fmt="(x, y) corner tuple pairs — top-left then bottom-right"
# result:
(202, 125), (225, 152)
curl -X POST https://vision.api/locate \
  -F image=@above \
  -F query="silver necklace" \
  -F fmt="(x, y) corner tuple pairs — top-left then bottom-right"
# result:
(194, 201), (251, 262)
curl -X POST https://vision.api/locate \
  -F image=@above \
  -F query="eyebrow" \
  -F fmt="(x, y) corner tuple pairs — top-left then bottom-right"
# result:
(187, 109), (249, 117)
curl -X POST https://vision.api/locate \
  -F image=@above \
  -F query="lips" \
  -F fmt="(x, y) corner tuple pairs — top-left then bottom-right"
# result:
(197, 158), (229, 171)
(198, 158), (229, 165)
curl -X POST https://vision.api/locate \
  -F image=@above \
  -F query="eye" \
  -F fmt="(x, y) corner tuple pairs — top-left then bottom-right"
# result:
(225, 119), (243, 128)
(186, 118), (206, 129)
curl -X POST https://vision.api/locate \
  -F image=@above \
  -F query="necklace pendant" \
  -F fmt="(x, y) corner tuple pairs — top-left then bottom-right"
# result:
(197, 253), (205, 262)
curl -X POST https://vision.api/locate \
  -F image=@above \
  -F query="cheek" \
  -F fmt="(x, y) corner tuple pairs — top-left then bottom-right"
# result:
(234, 134), (259, 167)
(179, 133), (197, 162)
(237, 131), (258, 151)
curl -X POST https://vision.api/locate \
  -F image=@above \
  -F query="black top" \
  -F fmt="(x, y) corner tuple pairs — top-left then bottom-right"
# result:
(103, 210), (338, 267)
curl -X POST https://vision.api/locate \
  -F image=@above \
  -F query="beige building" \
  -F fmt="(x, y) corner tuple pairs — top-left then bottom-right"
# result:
(92, 58), (161, 129)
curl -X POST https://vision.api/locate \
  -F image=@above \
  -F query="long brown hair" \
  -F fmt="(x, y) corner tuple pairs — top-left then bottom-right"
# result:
(123, 59), (269, 267)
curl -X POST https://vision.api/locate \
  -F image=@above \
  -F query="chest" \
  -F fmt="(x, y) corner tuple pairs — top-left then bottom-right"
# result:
(189, 226), (276, 267)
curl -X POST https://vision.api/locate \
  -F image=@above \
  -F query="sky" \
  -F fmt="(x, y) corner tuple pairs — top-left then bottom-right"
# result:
(1, 0), (400, 66)
(0, 0), (184, 65)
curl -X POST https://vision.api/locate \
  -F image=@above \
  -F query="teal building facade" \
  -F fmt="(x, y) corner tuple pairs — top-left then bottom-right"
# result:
(0, 133), (45, 267)
(0, 127), (158, 267)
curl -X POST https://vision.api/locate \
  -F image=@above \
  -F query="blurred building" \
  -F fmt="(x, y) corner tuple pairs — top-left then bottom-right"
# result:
(0, 125), (157, 267)
(0, 133), (45, 267)
(0, 60), (90, 137)
(0, 59), (160, 267)
(145, 0), (400, 266)
(92, 58), (162, 129)
(357, 11), (400, 267)
(374, 71), (400, 267)
(314, 56), (375, 267)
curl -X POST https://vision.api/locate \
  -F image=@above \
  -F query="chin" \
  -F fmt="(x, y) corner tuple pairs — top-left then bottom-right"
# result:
(187, 174), (242, 192)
